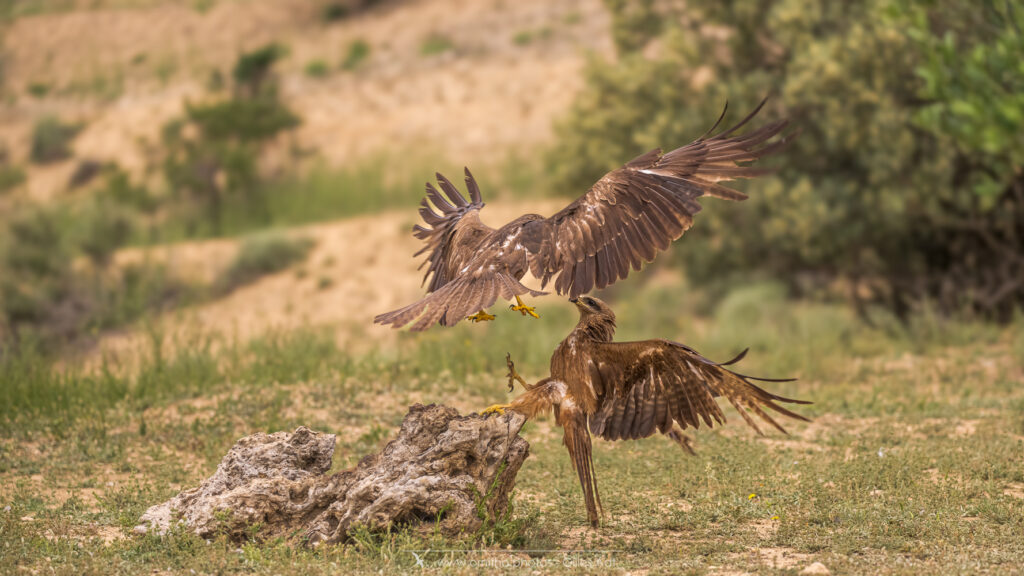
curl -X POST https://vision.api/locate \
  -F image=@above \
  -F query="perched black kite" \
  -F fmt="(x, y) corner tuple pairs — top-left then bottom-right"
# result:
(485, 296), (811, 527)
(375, 101), (791, 331)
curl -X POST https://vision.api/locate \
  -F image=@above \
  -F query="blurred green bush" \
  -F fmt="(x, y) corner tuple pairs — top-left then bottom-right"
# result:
(0, 209), (73, 331)
(304, 59), (330, 78)
(30, 116), (82, 164)
(218, 233), (315, 293)
(0, 165), (25, 194)
(342, 39), (371, 71)
(552, 0), (1024, 320)
(0, 169), (181, 346)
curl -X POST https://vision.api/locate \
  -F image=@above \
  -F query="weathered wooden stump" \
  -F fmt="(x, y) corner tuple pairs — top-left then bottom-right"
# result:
(135, 404), (529, 544)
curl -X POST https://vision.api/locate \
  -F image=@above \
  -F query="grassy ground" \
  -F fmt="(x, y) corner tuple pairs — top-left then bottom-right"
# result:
(2, 281), (1023, 574)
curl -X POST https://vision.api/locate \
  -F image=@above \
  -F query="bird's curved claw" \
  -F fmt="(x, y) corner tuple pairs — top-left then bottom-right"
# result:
(509, 295), (540, 319)
(481, 403), (510, 417)
(467, 310), (496, 323)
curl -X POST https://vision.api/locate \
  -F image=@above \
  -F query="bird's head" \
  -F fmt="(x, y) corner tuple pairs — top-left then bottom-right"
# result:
(569, 295), (616, 341)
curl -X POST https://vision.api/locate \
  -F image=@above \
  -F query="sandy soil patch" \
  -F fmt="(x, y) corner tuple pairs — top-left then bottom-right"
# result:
(1004, 482), (1024, 499)
(747, 519), (779, 540)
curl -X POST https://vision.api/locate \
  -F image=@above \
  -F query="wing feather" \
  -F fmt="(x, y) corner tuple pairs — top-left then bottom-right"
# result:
(525, 103), (791, 298)
(464, 168), (483, 204)
(653, 377), (669, 434)
(587, 340), (809, 442)
(435, 173), (468, 207)
(407, 169), (491, 293)
(618, 369), (638, 439)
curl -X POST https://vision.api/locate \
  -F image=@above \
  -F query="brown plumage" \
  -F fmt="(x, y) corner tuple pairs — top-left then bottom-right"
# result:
(495, 296), (811, 527)
(375, 100), (792, 331)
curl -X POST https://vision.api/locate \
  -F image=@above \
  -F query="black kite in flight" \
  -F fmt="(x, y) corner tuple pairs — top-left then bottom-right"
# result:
(375, 101), (790, 331)
(485, 296), (811, 527)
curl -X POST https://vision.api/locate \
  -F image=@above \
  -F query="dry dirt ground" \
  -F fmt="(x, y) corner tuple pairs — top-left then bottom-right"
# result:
(1, 0), (612, 201)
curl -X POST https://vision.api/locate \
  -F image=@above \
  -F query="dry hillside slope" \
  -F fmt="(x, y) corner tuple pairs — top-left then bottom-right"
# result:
(1, 0), (612, 201)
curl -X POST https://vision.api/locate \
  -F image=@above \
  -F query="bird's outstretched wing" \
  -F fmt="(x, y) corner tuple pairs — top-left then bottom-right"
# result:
(412, 168), (490, 293)
(521, 100), (792, 299)
(586, 340), (810, 441)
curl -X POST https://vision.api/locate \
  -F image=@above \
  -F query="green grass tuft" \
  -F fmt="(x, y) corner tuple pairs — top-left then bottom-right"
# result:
(420, 33), (454, 56)
(342, 39), (371, 71)
(304, 59), (330, 78)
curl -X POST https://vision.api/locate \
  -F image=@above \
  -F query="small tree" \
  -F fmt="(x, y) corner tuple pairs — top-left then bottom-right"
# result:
(163, 44), (300, 236)
(231, 43), (288, 99)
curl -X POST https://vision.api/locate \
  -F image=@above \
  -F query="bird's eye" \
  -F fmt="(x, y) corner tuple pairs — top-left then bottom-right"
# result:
(585, 297), (596, 306)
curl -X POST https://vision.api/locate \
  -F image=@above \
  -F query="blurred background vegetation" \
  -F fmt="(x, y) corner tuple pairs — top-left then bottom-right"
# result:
(0, 0), (1021, 352)
(555, 0), (1024, 322)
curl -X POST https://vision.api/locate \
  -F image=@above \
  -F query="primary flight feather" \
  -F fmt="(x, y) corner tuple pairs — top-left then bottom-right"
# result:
(375, 100), (791, 331)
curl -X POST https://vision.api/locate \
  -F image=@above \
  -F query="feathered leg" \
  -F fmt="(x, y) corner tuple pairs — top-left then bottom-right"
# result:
(560, 404), (602, 527)
(483, 377), (561, 419)
(481, 379), (600, 526)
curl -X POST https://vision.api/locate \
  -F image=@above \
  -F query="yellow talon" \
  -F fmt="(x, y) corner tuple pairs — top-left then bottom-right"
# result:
(467, 310), (496, 323)
(509, 295), (540, 319)
(481, 403), (510, 417)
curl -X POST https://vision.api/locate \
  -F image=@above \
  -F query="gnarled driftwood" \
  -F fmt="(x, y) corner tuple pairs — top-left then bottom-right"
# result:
(135, 404), (529, 544)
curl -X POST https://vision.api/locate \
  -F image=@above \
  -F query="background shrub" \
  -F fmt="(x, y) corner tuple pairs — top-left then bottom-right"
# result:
(218, 234), (315, 292)
(342, 39), (370, 71)
(551, 0), (1024, 320)
(162, 45), (300, 237)
(0, 165), (25, 194)
(304, 59), (329, 78)
(30, 116), (82, 164)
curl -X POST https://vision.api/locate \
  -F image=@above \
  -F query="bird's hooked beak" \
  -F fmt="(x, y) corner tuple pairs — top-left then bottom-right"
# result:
(569, 297), (586, 310)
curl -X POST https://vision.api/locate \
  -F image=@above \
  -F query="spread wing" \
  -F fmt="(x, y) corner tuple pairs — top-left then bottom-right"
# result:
(523, 100), (792, 298)
(587, 340), (810, 441)
(412, 168), (491, 292)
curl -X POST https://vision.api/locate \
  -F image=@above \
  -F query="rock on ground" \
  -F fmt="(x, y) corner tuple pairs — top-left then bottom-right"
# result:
(801, 561), (832, 575)
(135, 404), (529, 544)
